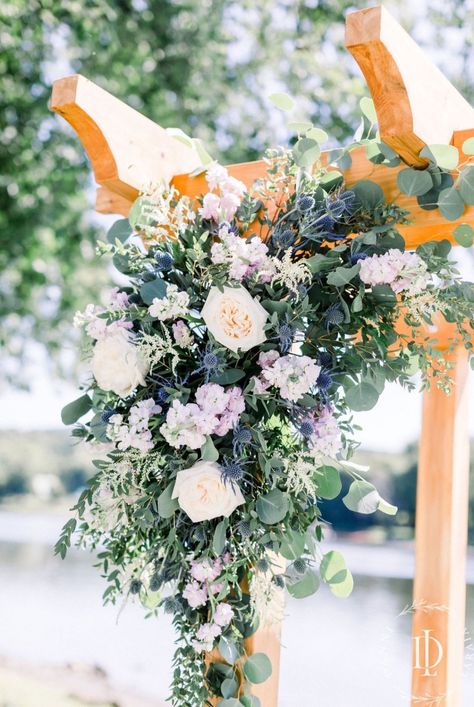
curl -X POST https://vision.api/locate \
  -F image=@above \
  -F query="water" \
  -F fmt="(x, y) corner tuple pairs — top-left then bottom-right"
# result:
(1, 511), (473, 707)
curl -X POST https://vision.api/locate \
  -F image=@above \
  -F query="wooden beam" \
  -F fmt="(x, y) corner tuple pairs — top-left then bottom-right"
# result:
(50, 74), (200, 201)
(172, 148), (474, 249)
(345, 6), (474, 166)
(411, 347), (470, 706)
(51, 77), (474, 247)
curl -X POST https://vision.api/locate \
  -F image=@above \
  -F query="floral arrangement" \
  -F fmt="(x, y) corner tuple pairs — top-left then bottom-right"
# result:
(58, 103), (474, 707)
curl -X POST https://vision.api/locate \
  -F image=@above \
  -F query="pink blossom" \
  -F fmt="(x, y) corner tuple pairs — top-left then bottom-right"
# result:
(206, 164), (228, 190)
(109, 287), (130, 309)
(183, 581), (208, 608)
(214, 603), (234, 627)
(220, 192), (241, 221)
(359, 249), (430, 296)
(200, 192), (221, 221)
(258, 350), (280, 368)
(196, 622), (222, 643)
(251, 375), (271, 395)
(190, 557), (222, 583)
(195, 383), (230, 415)
(307, 407), (342, 459)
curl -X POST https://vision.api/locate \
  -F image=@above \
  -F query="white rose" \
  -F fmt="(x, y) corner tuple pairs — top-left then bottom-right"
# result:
(201, 285), (268, 353)
(91, 332), (149, 398)
(172, 460), (245, 523)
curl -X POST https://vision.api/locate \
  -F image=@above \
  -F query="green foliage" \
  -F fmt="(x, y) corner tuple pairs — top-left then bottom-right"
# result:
(243, 654), (272, 684)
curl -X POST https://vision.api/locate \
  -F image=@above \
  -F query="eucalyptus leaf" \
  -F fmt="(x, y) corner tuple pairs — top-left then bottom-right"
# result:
(315, 466), (341, 500)
(419, 144), (459, 170)
(61, 394), (92, 425)
(457, 166), (474, 205)
(453, 223), (474, 248)
(438, 187), (465, 220)
(330, 569), (354, 598)
(287, 120), (313, 134)
(243, 654), (272, 685)
(306, 127), (329, 144)
(218, 699), (241, 707)
(256, 489), (289, 524)
(140, 278), (167, 305)
(462, 137), (474, 155)
(210, 369), (245, 384)
(345, 382), (379, 411)
(221, 677), (238, 699)
(107, 218), (132, 244)
(268, 92), (294, 111)
(158, 482), (179, 518)
(342, 480), (380, 514)
(218, 636), (239, 665)
(287, 569), (320, 598)
(326, 263), (360, 287)
(279, 528), (306, 560)
(201, 436), (219, 462)
(397, 168), (433, 196)
(293, 137), (320, 168)
(213, 519), (227, 555)
(320, 550), (346, 583)
(351, 180), (384, 209)
(359, 96), (377, 123)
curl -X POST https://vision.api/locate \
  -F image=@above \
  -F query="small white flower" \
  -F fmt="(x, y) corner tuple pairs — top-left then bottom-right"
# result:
(214, 602), (234, 627)
(201, 285), (268, 353)
(172, 460), (245, 523)
(149, 284), (189, 321)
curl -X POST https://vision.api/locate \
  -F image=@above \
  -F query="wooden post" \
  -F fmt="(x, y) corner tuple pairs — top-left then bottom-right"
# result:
(411, 347), (470, 705)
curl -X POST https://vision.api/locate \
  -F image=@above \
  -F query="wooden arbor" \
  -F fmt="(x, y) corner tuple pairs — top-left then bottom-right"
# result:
(51, 6), (473, 706)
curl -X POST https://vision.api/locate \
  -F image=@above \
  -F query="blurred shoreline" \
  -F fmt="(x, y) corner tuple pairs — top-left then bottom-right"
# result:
(0, 656), (162, 707)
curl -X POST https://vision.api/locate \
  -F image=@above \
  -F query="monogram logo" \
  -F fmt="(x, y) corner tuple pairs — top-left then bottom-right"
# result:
(413, 629), (444, 677)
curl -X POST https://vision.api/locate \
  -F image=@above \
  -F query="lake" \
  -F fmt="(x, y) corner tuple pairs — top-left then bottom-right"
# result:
(1, 510), (473, 706)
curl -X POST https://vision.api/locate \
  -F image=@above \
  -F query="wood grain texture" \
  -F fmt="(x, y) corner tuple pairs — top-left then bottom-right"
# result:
(411, 348), (470, 706)
(172, 143), (474, 248)
(51, 74), (200, 200)
(345, 6), (474, 166)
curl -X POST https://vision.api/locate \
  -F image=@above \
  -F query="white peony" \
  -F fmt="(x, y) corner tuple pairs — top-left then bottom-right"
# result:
(172, 460), (245, 523)
(201, 285), (268, 353)
(91, 331), (149, 398)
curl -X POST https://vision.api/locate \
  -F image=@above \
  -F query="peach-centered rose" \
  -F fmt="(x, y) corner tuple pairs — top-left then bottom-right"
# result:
(172, 460), (245, 523)
(200, 285), (268, 353)
(91, 331), (148, 398)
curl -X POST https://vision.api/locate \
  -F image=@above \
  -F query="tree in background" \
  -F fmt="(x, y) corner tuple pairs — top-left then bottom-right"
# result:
(1, 0), (472, 384)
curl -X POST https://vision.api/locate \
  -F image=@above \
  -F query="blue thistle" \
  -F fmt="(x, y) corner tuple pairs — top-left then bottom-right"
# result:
(278, 322), (294, 352)
(318, 351), (333, 368)
(350, 251), (369, 265)
(155, 251), (173, 271)
(299, 418), (314, 438)
(325, 303), (344, 328)
(130, 579), (142, 595)
(315, 213), (336, 233)
(296, 194), (315, 212)
(195, 345), (225, 382)
(101, 407), (116, 424)
(317, 369), (333, 392)
(233, 425), (253, 454)
(272, 227), (295, 249)
(237, 519), (252, 537)
(221, 457), (249, 489)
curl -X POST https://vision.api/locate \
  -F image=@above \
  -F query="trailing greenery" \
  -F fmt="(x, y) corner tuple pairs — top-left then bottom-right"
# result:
(56, 100), (474, 705)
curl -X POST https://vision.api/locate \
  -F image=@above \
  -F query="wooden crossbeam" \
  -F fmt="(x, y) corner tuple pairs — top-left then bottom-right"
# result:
(346, 5), (474, 166)
(50, 74), (201, 200)
(52, 80), (474, 248)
